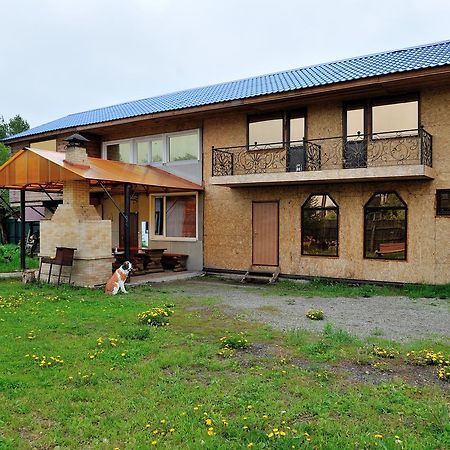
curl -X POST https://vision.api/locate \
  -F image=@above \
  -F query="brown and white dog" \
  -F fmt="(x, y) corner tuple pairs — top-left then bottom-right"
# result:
(105, 261), (132, 295)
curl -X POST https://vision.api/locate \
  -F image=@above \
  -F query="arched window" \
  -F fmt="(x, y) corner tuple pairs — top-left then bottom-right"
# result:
(301, 194), (338, 257)
(364, 192), (406, 260)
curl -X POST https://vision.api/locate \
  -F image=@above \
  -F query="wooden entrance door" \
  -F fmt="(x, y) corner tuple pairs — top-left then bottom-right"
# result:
(119, 212), (139, 249)
(252, 201), (279, 266)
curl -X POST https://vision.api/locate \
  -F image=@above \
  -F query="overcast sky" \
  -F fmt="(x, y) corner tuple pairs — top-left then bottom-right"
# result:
(1, 0), (449, 128)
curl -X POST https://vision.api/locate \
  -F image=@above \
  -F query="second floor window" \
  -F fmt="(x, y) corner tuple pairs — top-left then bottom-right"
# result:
(248, 111), (305, 147)
(103, 129), (200, 165)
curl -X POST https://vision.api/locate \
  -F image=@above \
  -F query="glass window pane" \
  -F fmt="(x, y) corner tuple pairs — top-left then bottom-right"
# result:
(166, 196), (196, 238)
(366, 192), (404, 208)
(290, 117), (305, 142)
(151, 139), (163, 162)
(106, 143), (132, 163)
(364, 192), (406, 260)
(437, 190), (450, 215)
(302, 194), (338, 257)
(249, 119), (283, 146)
(304, 194), (337, 209)
(372, 101), (418, 137)
(137, 141), (150, 165)
(154, 197), (164, 235)
(346, 108), (364, 140)
(169, 133), (198, 161)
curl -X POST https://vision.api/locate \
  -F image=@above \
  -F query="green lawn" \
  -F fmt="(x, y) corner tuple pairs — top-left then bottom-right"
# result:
(0, 244), (39, 273)
(0, 280), (449, 449)
(264, 278), (450, 299)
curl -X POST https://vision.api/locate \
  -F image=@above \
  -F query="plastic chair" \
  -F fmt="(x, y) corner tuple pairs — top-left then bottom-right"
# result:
(38, 247), (76, 285)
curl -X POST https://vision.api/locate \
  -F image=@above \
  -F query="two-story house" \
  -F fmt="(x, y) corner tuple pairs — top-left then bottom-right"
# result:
(2, 40), (449, 285)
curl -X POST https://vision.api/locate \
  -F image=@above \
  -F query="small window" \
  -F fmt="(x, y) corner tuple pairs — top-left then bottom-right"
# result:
(248, 115), (283, 146)
(166, 196), (196, 238)
(151, 139), (163, 162)
(437, 190), (450, 216)
(106, 143), (132, 163)
(372, 100), (418, 138)
(152, 194), (197, 239)
(154, 197), (164, 235)
(289, 116), (305, 143)
(168, 132), (198, 161)
(364, 192), (406, 260)
(301, 194), (338, 257)
(137, 141), (150, 165)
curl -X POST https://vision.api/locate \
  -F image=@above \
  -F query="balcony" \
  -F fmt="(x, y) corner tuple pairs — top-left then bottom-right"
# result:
(211, 128), (434, 186)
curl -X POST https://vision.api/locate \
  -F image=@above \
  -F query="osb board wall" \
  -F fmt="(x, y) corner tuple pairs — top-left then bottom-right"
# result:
(56, 135), (102, 158)
(201, 87), (450, 284)
(100, 118), (203, 142)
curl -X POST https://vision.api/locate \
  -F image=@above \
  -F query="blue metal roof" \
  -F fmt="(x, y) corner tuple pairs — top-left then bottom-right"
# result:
(6, 40), (450, 142)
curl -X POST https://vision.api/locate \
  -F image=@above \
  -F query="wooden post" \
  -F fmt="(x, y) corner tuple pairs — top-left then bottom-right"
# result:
(20, 189), (26, 271)
(124, 183), (131, 262)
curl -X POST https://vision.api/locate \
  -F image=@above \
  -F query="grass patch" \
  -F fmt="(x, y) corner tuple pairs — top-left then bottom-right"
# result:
(0, 244), (39, 273)
(266, 278), (450, 299)
(0, 280), (448, 449)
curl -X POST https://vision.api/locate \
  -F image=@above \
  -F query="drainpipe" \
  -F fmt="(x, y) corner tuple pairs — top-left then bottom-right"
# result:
(20, 189), (26, 271)
(124, 183), (131, 261)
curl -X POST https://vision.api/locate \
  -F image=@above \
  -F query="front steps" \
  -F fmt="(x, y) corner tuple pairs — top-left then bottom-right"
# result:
(241, 266), (280, 284)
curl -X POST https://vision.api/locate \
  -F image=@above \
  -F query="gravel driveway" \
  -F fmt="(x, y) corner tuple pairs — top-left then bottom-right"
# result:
(161, 278), (450, 342)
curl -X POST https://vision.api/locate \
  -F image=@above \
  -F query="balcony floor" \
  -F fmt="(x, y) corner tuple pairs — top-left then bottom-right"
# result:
(210, 164), (435, 187)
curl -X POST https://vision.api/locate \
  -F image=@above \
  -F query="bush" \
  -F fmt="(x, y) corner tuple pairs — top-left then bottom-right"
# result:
(219, 333), (249, 350)
(437, 365), (450, 381)
(406, 349), (449, 366)
(138, 306), (174, 327)
(372, 346), (398, 358)
(306, 309), (324, 320)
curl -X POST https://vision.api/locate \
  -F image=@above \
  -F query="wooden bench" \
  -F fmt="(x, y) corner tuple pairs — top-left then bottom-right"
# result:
(161, 253), (189, 272)
(376, 243), (405, 256)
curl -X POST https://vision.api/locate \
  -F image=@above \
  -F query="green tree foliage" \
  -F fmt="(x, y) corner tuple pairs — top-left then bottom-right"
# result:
(0, 114), (30, 242)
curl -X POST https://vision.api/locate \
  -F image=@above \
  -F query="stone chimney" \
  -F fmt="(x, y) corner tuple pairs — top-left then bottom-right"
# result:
(63, 133), (90, 167)
(39, 133), (113, 287)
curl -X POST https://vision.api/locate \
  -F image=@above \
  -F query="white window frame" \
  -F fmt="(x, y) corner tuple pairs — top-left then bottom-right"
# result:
(149, 192), (199, 242)
(102, 129), (201, 165)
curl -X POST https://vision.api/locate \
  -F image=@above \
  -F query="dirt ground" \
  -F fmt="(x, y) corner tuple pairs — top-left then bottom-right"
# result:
(159, 277), (450, 342)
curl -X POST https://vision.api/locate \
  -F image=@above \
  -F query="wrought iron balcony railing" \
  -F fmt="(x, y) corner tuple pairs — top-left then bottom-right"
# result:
(212, 127), (432, 177)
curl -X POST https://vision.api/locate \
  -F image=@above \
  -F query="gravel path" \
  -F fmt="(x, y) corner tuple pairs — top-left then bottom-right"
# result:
(161, 279), (450, 342)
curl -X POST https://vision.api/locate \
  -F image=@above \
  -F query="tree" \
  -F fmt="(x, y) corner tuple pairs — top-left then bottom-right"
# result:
(0, 114), (30, 243)
(7, 115), (29, 137)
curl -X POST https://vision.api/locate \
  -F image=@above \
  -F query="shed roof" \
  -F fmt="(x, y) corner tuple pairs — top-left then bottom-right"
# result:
(4, 40), (450, 142)
(0, 147), (203, 192)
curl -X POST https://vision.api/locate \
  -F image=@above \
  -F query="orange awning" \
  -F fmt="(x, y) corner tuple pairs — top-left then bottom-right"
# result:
(0, 148), (203, 192)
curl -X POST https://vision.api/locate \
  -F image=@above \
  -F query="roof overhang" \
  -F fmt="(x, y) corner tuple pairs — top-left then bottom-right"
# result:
(0, 148), (203, 193)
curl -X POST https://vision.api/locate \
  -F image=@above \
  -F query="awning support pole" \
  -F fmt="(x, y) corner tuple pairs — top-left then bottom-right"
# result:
(124, 183), (131, 262)
(20, 189), (26, 271)
(0, 192), (20, 219)
(98, 182), (127, 221)
(38, 185), (57, 213)
(29, 206), (46, 218)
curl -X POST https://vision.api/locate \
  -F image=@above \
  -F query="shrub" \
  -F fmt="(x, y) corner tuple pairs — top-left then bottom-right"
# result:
(219, 333), (249, 350)
(372, 346), (398, 358)
(405, 349), (449, 366)
(306, 309), (324, 320)
(437, 365), (450, 381)
(138, 306), (174, 327)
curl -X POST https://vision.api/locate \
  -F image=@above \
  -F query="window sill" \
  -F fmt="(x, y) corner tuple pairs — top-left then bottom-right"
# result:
(150, 236), (198, 243)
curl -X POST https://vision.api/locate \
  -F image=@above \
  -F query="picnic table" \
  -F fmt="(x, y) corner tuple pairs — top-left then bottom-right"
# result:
(113, 247), (166, 275)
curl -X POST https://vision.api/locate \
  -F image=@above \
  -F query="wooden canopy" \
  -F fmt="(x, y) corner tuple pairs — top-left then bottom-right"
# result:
(0, 148), (203, 192)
